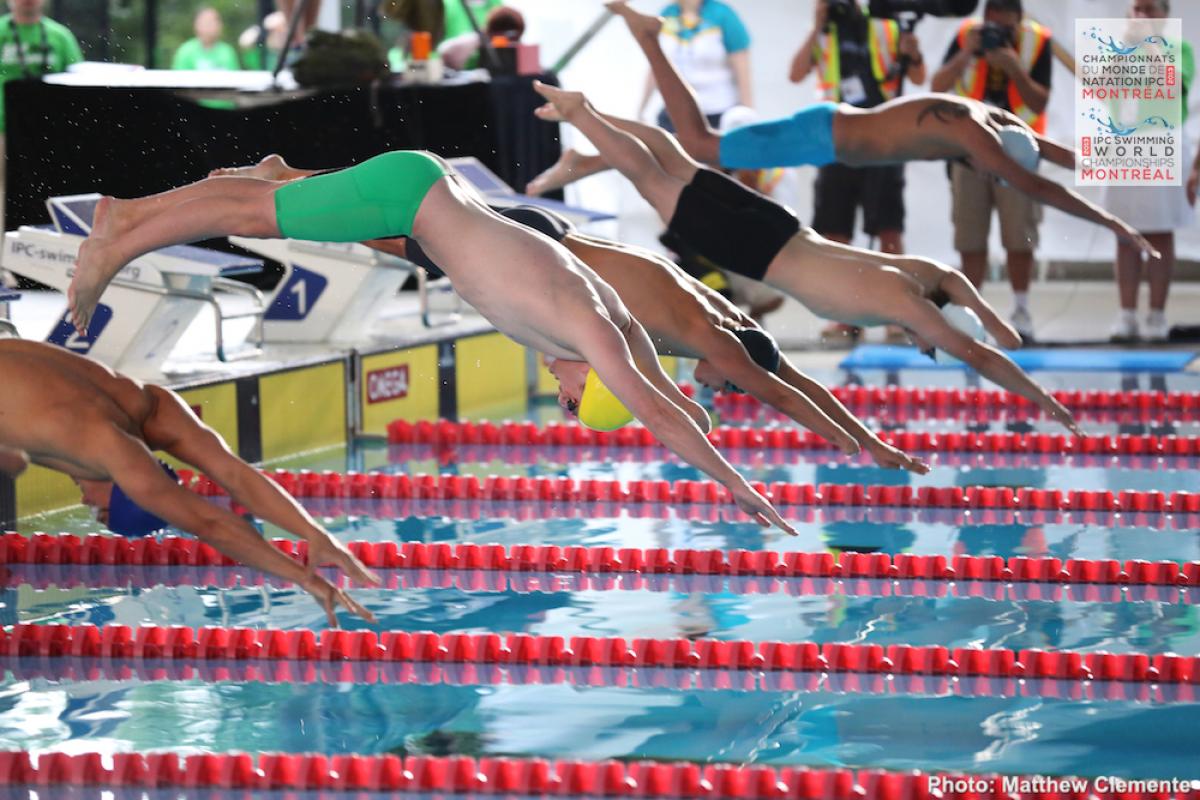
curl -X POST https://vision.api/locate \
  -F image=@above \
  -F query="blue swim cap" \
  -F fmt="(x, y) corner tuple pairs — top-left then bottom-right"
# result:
(724, 328), (781, 393)
(108, 462), (179, 537)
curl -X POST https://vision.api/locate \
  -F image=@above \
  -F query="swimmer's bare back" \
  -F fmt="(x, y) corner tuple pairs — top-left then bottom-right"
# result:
(0, 341), (155, 476)
(835, 94), (990, 166)
(412, 176), (631, 359)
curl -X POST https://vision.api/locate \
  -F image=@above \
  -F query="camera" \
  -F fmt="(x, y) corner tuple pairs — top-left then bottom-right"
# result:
(826, 0), (859, 27)
(867, 0), (978, 19)
(978, 20), (1014, 52)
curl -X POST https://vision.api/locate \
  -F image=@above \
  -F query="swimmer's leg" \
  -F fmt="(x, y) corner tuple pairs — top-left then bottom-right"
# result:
(534, 82), (686, 223)
(606, 1), (722, 164)
(526, 149), (610, 196)
(70, 176), (283, 334)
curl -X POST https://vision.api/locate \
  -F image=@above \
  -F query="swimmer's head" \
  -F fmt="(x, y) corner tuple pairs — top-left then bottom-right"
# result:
(914, 304), (988, 364)
(78, 462), (178, 536)
(545, 356), (635, 430)
(695, 328), (781, 393)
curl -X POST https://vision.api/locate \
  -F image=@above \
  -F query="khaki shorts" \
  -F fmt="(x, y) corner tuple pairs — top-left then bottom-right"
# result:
(950, 161), (1042, 254)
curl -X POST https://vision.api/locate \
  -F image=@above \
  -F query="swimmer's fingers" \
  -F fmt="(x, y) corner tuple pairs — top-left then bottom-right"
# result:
(307, 537), (382, 587)
(534, 103), (565, 122)
(335, 588), (377, 626)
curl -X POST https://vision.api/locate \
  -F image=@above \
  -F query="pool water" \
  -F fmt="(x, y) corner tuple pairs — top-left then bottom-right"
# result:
(3, 369), (1200, 780)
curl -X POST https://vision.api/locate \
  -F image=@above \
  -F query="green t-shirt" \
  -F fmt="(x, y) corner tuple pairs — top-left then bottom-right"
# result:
(0, 14), (83, 131)
(172, 38), (241, 71)
(441, 0), (501, 42)
(1181, 41), (1194, 124)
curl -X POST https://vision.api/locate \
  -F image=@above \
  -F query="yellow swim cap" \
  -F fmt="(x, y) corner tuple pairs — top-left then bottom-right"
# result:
(576, 368), (635, 431)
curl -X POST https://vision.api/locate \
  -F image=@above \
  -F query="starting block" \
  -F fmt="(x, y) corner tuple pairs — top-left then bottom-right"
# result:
(2, 194), (268, 376)
(0, 288), (19, 337)
(447, 157), (616, 228)
(226, 237), (462, 343)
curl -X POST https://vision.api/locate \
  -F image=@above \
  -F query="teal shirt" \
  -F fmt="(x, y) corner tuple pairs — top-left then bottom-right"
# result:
(0, 14), (83, 131)
(172, 38), (241, 71)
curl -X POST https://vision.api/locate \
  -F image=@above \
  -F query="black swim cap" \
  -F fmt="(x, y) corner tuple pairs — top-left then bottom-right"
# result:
(498, 205), (575, 242)
(724, 328), (781, 393)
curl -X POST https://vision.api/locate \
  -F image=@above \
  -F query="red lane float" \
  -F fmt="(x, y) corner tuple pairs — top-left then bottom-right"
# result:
(8, 560), (1193, 606)
(8, 648), (1193, 703)
(2, 622), (1198, 685)
(385, 419), (1200, 458)
(387, 442), (1200, 472)
(179, 467), (1199, 515)
(4, 533), (1198, 589)
(718, 385), (1200, 418)
(6, 750), (1197, 797)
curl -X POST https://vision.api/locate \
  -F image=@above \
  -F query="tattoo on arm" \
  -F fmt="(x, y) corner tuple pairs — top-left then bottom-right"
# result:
(917, 100), (972, 127)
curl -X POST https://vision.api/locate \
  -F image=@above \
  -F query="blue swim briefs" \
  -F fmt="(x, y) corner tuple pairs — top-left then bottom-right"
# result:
(718, 101), (839, 169)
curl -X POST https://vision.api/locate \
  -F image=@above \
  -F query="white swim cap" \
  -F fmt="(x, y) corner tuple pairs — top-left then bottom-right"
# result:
(997, 126), (1040, 174)
(719, 105), (758, 133)
(932, 304), (987, 365)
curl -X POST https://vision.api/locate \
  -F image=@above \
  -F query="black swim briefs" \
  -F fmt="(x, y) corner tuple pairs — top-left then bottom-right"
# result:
(660, 168), (801, 282)
(403, 204), (577, 278)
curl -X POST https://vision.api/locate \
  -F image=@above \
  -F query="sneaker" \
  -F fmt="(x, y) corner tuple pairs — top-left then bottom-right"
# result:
(1143, 312), (1169, 342)
(1010, 307), (1035, 340)
(1109, 311), (1140, 342)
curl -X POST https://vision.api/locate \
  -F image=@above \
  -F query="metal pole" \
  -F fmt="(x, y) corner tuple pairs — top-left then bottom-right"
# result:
(144, 0), (158, 69)
(273, 0), (314, 82)
(458, 0), (500, 73)
(551, 9), (614, 75)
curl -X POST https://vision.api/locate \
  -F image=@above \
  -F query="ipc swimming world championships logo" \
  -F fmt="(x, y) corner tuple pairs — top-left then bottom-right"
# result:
(1074, 18), (1182, 188)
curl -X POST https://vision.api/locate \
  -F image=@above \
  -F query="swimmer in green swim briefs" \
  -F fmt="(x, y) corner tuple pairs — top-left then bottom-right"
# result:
(528, 2), (1156, 260)
(65, 150), (799, 534)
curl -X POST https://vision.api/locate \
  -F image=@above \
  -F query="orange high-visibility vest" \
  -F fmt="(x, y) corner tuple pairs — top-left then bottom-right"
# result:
(815, 16), (902, 103)
(954, 18), (1051, 133)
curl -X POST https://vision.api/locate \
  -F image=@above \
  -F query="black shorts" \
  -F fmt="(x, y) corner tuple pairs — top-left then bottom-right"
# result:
(811, 162), (906, 239)
(661, 168), (801, 282)
(403, 204), (575, 278)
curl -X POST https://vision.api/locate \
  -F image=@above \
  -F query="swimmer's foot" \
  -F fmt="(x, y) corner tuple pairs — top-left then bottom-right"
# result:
(526, 149), (588, 196)
(532, 81), (588, 122)
(68, 197), (128, 335)
(209, 154), (292, 181)
(605, 1), (663, 40)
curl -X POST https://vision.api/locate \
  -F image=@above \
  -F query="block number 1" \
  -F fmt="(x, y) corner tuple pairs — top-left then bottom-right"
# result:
(290, 278), (308, 317)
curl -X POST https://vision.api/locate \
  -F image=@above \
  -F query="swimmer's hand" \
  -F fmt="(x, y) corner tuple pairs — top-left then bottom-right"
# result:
(1044, 397), (1083, 437)
(305, 533), (382, 589)
(732, 482), (797, 536)
(300, 572), (377, 628)
(866, 439), (931, 475)
(1111, 219), (1161, 260)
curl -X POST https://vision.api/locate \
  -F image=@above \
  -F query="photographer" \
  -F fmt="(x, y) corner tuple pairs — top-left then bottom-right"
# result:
(932, 0), (1050, 339)
(790, 0), (925, 344)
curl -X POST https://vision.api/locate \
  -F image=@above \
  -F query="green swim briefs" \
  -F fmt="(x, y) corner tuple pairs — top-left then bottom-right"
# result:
(273, 150), (450, 242)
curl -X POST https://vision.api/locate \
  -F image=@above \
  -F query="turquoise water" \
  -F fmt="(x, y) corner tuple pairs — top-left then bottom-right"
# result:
(3, 369), (1200, 780)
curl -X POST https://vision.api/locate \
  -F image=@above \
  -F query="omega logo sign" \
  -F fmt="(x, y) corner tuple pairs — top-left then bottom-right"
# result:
(367, 366), (410, 404)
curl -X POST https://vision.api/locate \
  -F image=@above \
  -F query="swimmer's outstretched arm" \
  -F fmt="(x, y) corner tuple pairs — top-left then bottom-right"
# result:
(82, 422), (376, 626)
(142, 386), (381, 593)
(970, 130), (1159, 259)
(579, 316), (796, 534)
(691, 326), (863, 456)
(772, 357), (931, 474)
(900, 298), (1080, 435)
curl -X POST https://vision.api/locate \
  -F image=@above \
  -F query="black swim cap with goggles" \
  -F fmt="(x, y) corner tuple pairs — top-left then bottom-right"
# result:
(723, 328), (782, 393)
